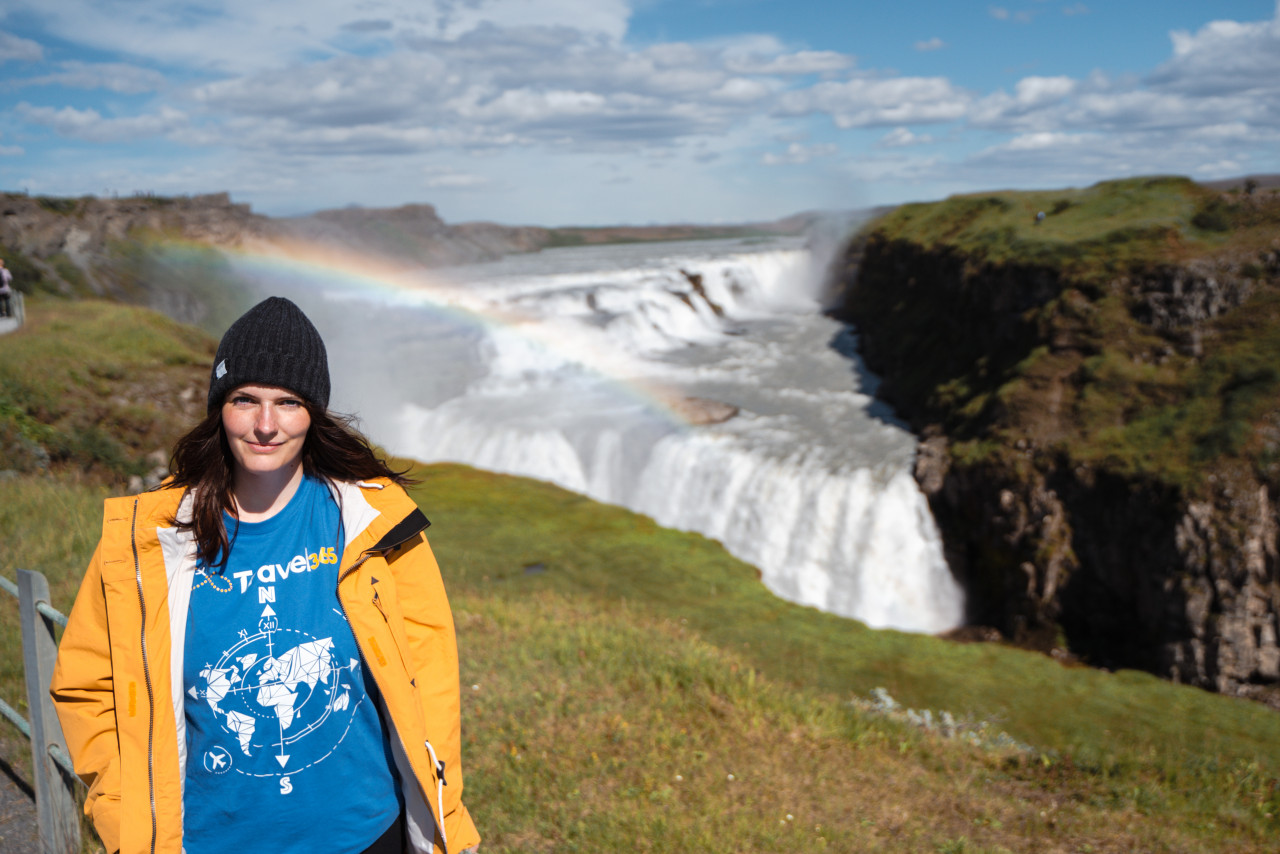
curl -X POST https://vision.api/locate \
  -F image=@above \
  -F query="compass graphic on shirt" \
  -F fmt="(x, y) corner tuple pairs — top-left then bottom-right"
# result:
(187, 604), (365, 778)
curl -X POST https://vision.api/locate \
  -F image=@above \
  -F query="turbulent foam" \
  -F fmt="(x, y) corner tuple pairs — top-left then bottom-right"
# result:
(324, 236), (967, 635)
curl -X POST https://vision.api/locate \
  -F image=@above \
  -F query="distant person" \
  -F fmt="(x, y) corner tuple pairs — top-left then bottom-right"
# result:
(0, 258), (11, 318)
(51, 297), (480, 854)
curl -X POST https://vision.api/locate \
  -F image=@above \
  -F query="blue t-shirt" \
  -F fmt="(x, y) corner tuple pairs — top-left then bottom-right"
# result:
(183, 475), (401, 854)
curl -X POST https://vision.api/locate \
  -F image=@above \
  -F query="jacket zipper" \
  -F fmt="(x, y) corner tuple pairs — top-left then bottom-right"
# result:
(338, 545), (449, 853)
(131, 499), (159, 854)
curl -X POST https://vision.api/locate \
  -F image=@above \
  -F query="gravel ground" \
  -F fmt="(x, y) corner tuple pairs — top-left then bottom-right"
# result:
(0, 746), (38, 854)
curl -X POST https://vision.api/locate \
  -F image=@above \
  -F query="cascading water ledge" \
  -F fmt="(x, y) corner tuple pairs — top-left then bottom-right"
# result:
(313, 235), (965, 637)
(632, 432), (962, 633)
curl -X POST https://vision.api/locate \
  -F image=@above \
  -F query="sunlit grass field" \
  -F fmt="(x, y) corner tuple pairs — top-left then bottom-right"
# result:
(873, 175), (1280, 276)
(2, 296), (1279, 852)
(3, 467), (1279, 853)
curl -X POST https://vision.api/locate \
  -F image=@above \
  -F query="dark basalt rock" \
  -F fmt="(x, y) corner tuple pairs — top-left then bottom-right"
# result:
(841, 228), (1280, 708)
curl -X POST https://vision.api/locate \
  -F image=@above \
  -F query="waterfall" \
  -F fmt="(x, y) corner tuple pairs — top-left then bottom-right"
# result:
(293, 236), (964, 634)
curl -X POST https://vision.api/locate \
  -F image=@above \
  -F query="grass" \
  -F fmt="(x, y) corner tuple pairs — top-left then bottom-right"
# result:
(0, 243), (55, 297)
(874, 176), (1278, 277)
(411, 463), (1280, 765)
(0, 298), (212, 479)
(3, 292), (1279, 853)
(848, 175), (1280, 491)
(4, 465), (1279, 852)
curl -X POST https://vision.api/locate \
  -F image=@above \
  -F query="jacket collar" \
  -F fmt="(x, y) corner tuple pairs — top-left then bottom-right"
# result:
(371, 506), (431, 552)
(328, 478), (429, 559)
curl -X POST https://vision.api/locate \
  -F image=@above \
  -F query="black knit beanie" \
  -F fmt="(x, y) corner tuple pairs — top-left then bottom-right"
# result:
(206, 297), (330, 413)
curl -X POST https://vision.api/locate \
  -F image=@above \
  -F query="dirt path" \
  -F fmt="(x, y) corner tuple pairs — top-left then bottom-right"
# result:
(0, 742), (39, 854)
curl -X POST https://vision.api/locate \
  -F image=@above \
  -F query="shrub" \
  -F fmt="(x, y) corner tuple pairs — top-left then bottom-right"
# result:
(1192, 199), (1233, 232)
(35, 196), (79, 215)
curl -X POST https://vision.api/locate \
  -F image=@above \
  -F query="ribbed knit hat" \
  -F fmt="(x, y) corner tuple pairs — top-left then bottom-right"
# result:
(207, 297), (330, 413)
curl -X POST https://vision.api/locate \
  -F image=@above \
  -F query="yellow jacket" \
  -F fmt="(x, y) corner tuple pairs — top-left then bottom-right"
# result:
(50, 478), (480, 854)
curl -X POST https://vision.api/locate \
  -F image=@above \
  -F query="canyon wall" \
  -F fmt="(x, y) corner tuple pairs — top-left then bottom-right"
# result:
(836, 177), (1280, 706)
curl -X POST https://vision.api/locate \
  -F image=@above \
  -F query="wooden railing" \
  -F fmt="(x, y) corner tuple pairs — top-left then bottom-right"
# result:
(1, 570), (82, 854)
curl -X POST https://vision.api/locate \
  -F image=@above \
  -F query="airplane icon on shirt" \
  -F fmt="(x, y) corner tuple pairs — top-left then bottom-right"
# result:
(204, 747), (232, 773)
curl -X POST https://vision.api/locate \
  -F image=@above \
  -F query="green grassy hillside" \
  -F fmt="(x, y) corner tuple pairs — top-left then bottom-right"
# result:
(0, 298), (213, 479)
(842, 176), (1280, 489)
(869, 175), (1277, 273)
(3, 301), (1279, 852)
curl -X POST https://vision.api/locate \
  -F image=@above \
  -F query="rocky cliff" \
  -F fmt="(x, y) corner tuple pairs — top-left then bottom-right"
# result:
(0, 192), (272, 329)
(836, 176), (1280, 706)
(0, 193), (561, 328)
(279, 203), (551, 267)
(0, 192), (815, 331)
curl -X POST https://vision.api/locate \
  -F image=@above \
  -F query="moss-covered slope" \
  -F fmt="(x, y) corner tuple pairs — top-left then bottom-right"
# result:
(0, 300), (214, 483)
(4, 301), (1280, 853)
(836, 176), (1280, 705)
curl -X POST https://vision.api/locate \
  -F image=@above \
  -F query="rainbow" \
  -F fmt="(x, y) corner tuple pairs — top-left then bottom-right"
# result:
(148, 235), (697, 427)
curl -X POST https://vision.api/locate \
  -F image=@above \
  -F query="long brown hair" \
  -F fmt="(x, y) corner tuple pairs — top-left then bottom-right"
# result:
(167, 400), (412, 569)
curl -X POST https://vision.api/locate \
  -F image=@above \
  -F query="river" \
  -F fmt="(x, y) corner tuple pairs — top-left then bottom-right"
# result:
(243, 233), (964, 634)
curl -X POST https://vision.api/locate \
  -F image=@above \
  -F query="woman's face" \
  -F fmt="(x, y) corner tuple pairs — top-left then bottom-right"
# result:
(221, 384), (311, 481)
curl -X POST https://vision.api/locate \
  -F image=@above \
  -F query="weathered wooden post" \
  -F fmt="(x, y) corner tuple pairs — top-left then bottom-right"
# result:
(18, 569), (80, 854)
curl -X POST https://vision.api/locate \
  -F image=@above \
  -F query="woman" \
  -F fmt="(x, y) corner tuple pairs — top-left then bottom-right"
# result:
(51, 297), (480, 854)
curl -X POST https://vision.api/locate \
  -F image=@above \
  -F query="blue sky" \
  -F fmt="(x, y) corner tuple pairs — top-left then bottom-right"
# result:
(0, 1), (1277, 225)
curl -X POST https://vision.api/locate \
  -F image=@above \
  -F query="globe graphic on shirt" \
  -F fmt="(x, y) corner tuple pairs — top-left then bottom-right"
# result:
(187, 605), (363, 776)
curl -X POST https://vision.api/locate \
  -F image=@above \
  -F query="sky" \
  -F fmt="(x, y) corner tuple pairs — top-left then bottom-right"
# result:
(0, 0), (1278, 226)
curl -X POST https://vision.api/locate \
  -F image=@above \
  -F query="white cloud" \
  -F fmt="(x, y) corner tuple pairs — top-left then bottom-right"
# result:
(455, 88), (609, 123)
(1150, 10), (1280, 98)
(953, 122), (1280, 190)
(424, 169), (488, 188)
(1062, 4), (1089, 16)
(989, 5), (1035, 23)
(0, 31), (42, 62)
(969, 56), (1275, 136)
(1014, 75), (1076, 106)
(761, 142), (837, 165)
(879, 127), (934, 147)
(1187, 122), (1251, 140)
(6, 0), (1280, 223)
(1068, 89), (1225, 128)
(168, 22), (855, 155)
(1170, 19), (1257, 58)
(436, 0), (631, 41)
(0, 145), (24, 156)
(193, 53), (449, 125)
(779, 76), (970, 128)
(710, 77), (772, 102)
(841, 151), (944, 183)
(1196, 158), (1243, 175)
(7, 61), (167, 94)
(16, 104), (188, 142)
(196, 117), (478, 156)
(0, 0), (632, 74)
(724, 49), (853, 75)
(342, 20), (394, 34)
(1001, 131), (1094, 150)
(970, 75), (1077, 129)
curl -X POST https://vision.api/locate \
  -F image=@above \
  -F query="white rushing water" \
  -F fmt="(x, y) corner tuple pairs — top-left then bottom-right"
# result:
(285, 235), (963, 634)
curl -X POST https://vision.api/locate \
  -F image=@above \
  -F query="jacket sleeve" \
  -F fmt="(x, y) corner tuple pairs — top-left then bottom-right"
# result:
(396, 532), (481, 852)
(49, 542), (123, 854)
